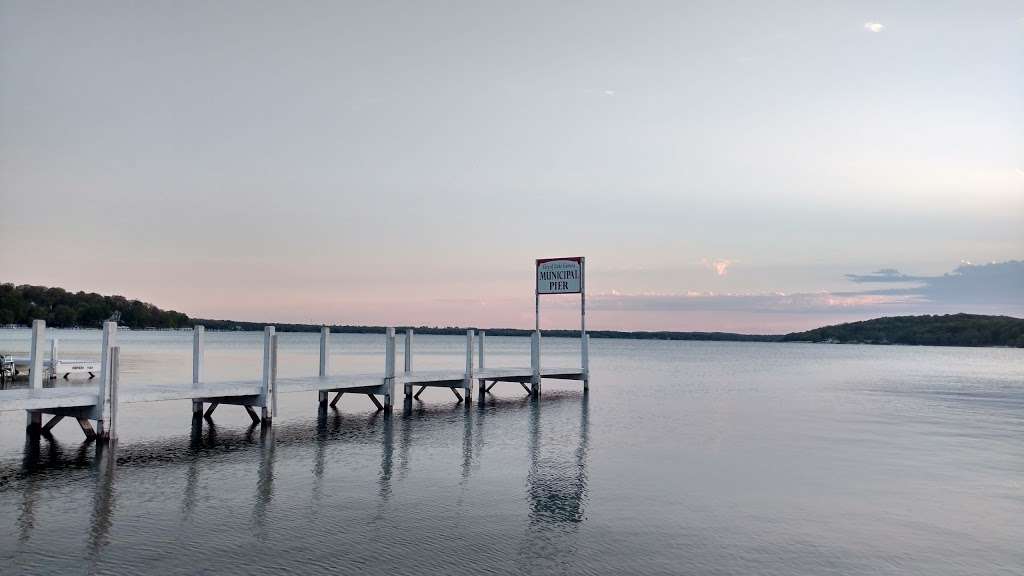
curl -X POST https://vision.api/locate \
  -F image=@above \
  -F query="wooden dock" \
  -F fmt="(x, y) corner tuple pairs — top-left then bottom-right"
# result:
(0, 320), (589, 443)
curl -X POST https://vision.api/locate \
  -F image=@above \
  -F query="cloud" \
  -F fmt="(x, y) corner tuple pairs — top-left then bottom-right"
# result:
(845, 261), (1024, 307)
(845, 268), (918, 283)
(701, 258), (735, 276)
(864, 22), (885, 33)
(581, 261), (1024, 319)
(603, 89), (616, 96)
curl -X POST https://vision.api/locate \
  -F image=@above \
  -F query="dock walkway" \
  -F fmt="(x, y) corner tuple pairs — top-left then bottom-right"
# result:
(1, 320), (589, 442)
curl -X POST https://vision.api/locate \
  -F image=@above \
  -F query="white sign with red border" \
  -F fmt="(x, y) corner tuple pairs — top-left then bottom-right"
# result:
(536, 257), (584, 294)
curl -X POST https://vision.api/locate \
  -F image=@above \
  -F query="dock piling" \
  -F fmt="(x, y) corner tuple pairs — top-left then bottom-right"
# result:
(271, 334), (279, 419)
(382, 327), (396, 411)
(318, 326), (330, 406)
(530, 330), (541, 397)
(582, 333), (590, 392)
(477, 331), (487, 397)
(463, 330), (475, 402)
(105, 346), (120, 442)
(260, 326), (275, 424)
(192, 325), (204, 415)
(26, 320), (45, 429)
(403, 329), (413, 397)
(94, 321), (117, 436)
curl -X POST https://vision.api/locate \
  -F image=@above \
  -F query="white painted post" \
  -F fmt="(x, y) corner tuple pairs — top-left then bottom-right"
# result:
(319, 326), (329, 376)
(477, 330), (486, 397)
(271, 334), (279, 419)
(318, 326), (329, 405)
(403, 329), (413, 397)
(478, 331), (485, 371)
(192, 325), (204, 415)
(530, 330), (541, 397)
(94, 321), (117, 435)
(29, 320), (44, 389)
(50, 338), (59, 379)
(260, 326), (275, 422)
(404, 329), (413, 373)
(582, 333), (590, 391)
(107, 346), (120, 441)
(26, 320), (45, 429)
(464, 329), (474, 401)
(383, 328), (396, 410)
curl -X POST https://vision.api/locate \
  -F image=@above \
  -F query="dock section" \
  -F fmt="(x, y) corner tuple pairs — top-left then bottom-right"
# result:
(0, 321), (589, 444)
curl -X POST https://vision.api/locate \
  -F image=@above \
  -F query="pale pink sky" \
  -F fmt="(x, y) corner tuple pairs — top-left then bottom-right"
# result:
(1, 2), (1022, 333)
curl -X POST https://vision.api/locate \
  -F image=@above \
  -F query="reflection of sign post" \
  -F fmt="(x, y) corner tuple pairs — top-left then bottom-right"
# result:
(535, 256), (585, 332)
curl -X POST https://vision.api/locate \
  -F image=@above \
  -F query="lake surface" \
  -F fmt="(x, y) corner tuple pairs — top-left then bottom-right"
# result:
(1, 328), (1022, 575)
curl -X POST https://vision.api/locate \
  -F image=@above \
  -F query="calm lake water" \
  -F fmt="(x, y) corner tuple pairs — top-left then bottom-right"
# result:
(1, 328), (1022, 575)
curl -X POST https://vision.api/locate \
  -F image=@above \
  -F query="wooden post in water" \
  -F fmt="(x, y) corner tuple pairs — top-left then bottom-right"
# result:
(478, 331), (485, 371)
(260, 326), (275, 424)
(192, 325), (204, 415)
(530, 330), (541, 397)
(94, 321), (117, 436)
(403, 329), (413, 397)
(26, 320), (45, 429)
(463, 329), (474, 402)
(477, 331), (486, 396)
(582, 333), (590, 392)
(106, 346), (120, 442)
(318, 326), (330, 406)
(271, 334), (279, 419)
(383, 328), (396, 411)
(50, 337), (59, 380)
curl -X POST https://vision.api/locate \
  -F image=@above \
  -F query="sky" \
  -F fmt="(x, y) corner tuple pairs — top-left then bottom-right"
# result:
(1, 1), (1021, 333)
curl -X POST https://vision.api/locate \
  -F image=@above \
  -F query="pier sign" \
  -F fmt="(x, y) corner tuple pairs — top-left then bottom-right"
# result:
(536, 257), (583, 294)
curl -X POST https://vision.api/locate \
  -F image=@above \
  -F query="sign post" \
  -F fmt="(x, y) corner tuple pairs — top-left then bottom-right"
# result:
(535, 257), (588, 389)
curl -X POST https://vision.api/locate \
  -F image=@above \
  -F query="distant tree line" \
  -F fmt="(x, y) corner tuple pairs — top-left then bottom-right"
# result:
(0, 284), (190, 329)
(780, 314), (1024, 347)
(3, 283), (1022, 347)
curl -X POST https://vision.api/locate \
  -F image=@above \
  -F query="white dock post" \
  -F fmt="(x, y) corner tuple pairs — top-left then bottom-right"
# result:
(464, 329), (474, 402)
(29, 320), (44, 389)
(403, 329), (413, 397)
(383, 328), (396, 411)
(404, 329), (413, 373)
(271, 334), (279, 420)
(477, 330), (486, 396)
(478, 331), (485, 371)
(260, 326), (275, 423)
(530, 330), (541, 397)
(106, 346), (120, 442)
(26, 320), (45, 429)
(582, 333), (590, 392)
(192, 325), (204, 415)
(94, 321), (117, 436)
(318, 326), (330, 406)
(49, 337), (59, 379)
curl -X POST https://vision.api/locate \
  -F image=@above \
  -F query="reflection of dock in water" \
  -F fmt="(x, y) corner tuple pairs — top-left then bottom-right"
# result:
(8, 391), (591, 571)
(527, 393), (590, 525)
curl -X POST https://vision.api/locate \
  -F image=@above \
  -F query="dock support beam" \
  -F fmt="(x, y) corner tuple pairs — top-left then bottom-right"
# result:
(382, 327), (396, 411)
(93, 321), (117, 437)
(582, 333), (590, 392)
(463, 329), (474, 403)
(260, 326), (276, 424)
(318, 326), (330, 406)
(530, 330), (541, 397)
(477, 331), (486, 397)
(403, 329), (413, 398)
(192, 326), (205, 415)
(103, 346), (120, 442)
(26, 320), (45, 429)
